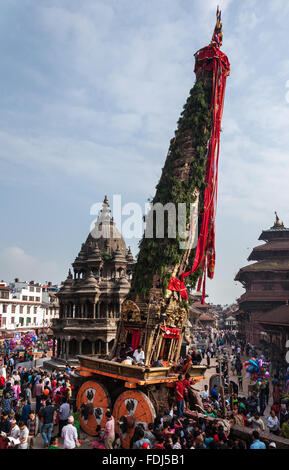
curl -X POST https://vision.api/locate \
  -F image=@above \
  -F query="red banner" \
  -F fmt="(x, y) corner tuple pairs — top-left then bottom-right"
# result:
(168, 277), (188, 301)
(125, 329), (141, 351)
(161, 327), (180, 340)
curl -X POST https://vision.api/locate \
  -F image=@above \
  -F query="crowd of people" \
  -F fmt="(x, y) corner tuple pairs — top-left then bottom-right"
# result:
(1, 328), (289, 450)
(0, 362), (81, 449)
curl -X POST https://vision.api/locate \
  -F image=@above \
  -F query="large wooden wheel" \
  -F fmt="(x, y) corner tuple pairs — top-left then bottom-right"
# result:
(76, 380), (111, 436)
(113, 390), (156, 449)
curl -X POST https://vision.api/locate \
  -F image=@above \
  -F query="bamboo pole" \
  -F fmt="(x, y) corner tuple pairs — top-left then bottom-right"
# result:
(167, 337), (175, 362)
(155, 328), (163, 362)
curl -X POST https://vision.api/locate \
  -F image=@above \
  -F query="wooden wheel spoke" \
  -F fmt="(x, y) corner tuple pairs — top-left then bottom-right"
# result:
(113, 390), (156, 449)
(76, 381), (111, 436)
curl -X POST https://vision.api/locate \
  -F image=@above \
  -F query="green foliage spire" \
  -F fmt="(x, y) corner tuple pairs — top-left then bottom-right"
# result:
(129, 77), (213, 300)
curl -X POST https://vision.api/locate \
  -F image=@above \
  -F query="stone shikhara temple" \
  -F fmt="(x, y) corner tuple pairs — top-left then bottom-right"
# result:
(50, 196), (135, 365)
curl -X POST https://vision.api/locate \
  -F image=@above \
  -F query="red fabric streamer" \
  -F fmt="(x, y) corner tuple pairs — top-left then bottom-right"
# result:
(125, 329), (141, 351)
(160, 327), (180, 340)
(168, 44), (230, 304)
(168, 277), (188, 301)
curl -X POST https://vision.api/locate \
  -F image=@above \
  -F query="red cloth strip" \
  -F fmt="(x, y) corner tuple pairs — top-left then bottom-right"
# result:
(169, 45), (230, 304)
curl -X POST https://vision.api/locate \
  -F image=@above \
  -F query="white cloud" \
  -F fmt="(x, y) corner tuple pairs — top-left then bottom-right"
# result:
(0, 130), (159, 195)
(0, 247), (63, 284)
(1, 0), (289, 305)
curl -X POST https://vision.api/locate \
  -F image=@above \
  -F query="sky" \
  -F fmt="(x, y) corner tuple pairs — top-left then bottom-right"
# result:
(1, 0), (289, 305)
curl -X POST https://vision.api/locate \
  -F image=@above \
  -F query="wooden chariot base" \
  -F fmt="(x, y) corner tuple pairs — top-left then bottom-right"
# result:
(73, 355), (207, 448)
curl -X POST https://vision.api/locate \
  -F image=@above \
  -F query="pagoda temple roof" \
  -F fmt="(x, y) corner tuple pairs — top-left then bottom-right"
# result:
(248, 240), (289, 260)
(235, 259), (289, 280)
(191, 301), (210, 310)
(250, 240), (289, 252)
(198, 313), (215, 322)
(258, 305), (289, 327)
(256, 213), (289, 241)
(188, 305), (202, 315)
(259, 228), (289, 241)
(237, 291), (289, 303)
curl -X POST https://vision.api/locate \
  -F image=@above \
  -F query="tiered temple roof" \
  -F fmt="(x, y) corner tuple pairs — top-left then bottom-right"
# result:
(235, 213), (289, 311)
(258, 305), (289, 327)
(236, 214), (289, 280)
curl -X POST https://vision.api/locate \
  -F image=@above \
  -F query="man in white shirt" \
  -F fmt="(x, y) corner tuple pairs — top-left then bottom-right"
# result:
(10, 420), (20, 439)
(58, 398), (71, 437)
(267, 410), (280, 434)
(12, 371), (21, 385)
(43, 374), (51, 387)
(18, 422), (29, 449)
(61, 416), (78, 449)
(200, 384), (209, 401)
(133, 345), (145, 366)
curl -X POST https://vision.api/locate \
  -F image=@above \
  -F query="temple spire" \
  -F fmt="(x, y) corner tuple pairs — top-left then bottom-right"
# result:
(210, 6), (223, 48)
(272, 211), (284, 229)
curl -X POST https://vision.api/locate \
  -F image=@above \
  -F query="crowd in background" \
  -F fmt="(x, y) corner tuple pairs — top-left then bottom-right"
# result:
(1, 328), (289, 449)
(0, 363), (81, 449)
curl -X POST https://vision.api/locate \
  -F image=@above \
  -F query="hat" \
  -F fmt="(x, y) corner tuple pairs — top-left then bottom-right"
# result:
(0, 432), (7, 437)
(10, 419), (16, 424)
(141, 442), (150, 449)
(269, 442), (276, 448)
(68, 416), (74, 424)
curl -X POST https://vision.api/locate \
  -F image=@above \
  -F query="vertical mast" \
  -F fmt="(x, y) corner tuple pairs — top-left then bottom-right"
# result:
(129, 8), (230, 304)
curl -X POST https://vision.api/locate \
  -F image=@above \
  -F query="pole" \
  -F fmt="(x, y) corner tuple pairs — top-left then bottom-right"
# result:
(218, 353), (226, 418)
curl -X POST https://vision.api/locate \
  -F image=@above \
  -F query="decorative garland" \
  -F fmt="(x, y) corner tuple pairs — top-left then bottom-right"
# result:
(129, 8), (229, 304)
(169, 10), (230, 304)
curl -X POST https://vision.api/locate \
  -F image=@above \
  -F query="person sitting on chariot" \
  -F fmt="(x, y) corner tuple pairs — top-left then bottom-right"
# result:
(152, 356), (164, 368)
(133, 345), (145, 366)
(120, 348), (134, 365)
(115, 342), (129, 363)
(182, 354), (192, 374)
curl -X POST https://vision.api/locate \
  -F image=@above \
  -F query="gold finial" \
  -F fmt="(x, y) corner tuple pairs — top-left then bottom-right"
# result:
(103, 195), (109, 205)
(273, 211), (284, 229)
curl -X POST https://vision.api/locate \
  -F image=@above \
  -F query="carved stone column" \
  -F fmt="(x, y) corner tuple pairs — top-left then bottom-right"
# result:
(65, 340), (69, 360)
